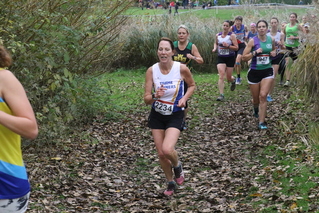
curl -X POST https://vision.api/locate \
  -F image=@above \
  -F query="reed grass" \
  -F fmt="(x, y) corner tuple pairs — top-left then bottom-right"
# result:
(113, 14), (220, 72)
(293, 6), (319, 112)
(110, 6), (307, 73)
(309, 123), (319, 145)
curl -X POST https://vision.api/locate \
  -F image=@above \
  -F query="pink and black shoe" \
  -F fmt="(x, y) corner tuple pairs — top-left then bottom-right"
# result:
(164, 181), (176, 196)
(174, 161), (185, 185)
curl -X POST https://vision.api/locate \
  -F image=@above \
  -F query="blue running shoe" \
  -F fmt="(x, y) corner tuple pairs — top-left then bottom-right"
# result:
(259, 122), (268, 130)
(235, 77), (241, 85)
(267, 95), (273, 102)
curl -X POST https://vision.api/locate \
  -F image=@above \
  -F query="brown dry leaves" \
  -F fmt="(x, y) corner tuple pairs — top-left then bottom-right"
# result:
(24, 84), (319, 212)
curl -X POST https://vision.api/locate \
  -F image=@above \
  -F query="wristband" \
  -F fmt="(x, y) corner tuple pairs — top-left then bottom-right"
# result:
(152, 93), (158, 100)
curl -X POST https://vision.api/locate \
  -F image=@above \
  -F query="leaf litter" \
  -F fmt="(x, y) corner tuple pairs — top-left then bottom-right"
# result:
(23, 82), (319, 212)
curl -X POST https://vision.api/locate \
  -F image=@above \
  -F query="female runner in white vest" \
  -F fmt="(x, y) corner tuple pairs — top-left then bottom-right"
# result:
(266, 17), (285, 102)
(212, 20), (238, 101)
(144, 37), (196, 196)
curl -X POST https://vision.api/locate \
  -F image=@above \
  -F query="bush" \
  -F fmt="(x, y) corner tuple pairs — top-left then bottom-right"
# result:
(0, 0), (133, 144)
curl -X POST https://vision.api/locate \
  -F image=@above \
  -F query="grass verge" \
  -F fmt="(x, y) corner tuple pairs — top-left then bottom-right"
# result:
(124, 6), (308, 20)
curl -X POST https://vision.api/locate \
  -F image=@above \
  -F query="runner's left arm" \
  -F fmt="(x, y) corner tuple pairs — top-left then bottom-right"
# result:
(189, 44), (204, 64)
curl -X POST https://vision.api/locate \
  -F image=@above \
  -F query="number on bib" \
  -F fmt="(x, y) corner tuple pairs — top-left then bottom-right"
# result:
(286, 38), (294, 45)
(219, 47), (230, 55)
(256, 55), (270, 65)
(154, 100), (174, 115)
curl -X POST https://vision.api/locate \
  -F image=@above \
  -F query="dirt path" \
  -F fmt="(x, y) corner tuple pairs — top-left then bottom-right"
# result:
(25, 85), (314, 212)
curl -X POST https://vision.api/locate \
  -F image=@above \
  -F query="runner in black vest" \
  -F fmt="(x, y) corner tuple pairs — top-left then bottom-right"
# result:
(173, 25), (203, 129)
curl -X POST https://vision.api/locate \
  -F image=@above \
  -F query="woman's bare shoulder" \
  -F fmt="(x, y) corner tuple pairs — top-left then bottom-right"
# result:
(0, 69), (16, 81)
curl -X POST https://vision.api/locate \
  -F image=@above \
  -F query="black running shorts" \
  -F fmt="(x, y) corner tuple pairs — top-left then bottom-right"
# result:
(271, 54), (285, 65)
(148, 108), (184, 131)
(247, 68), (274, 84)
(236, 42), (246, 55)
(217, 55), (236, 67)
(286, 46), (298, 61)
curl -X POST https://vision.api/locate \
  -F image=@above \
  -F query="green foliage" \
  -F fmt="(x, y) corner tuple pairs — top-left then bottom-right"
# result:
(0, 0), (134, 144)
(0, 0), (311, 146)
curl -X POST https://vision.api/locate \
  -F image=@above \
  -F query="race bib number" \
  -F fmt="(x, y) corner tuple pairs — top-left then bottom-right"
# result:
(256, 55), (270, 65)
(154, 100), (174, 115)
(219, 47), (230, 55)
(286, 38), (294, 45)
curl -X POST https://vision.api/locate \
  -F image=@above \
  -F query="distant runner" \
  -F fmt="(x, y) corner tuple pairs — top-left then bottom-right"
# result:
(212, 20), (238, 101)
(230, 16), (248, 85)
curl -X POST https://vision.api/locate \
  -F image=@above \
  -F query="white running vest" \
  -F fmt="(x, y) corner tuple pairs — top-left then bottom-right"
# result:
(267, 31), (281, 54)
(152, 62), (184, 115)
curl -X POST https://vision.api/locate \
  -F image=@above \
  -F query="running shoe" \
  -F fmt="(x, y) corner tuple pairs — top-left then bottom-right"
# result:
(216, 94), (224, 101)
(182, 121), (188, 130)
(267, 95), (273, 102)
(279, 81), (283, 86)
(258, 122), (268, 130)
(164, 181), (176, 196)
(230, 79), (236, 91)
(174, 161), (185, 185)
(235, 77), (241, 85)
(284, 81), (290, 87)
